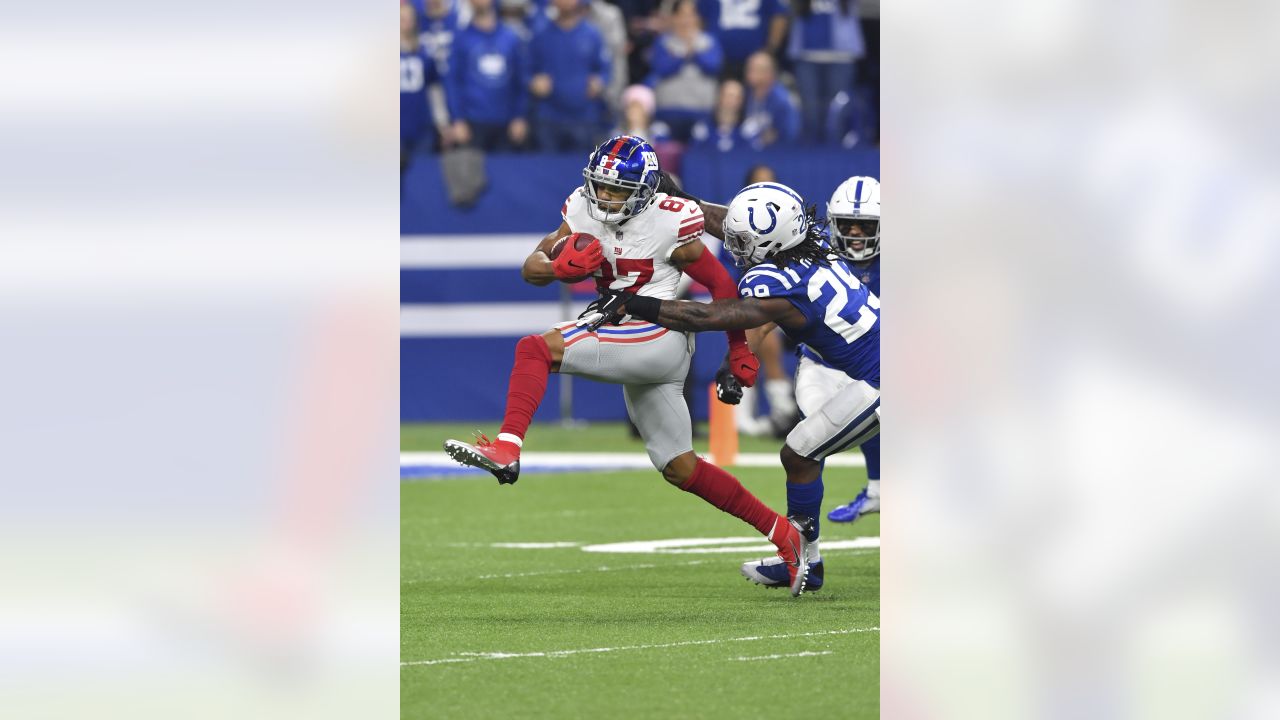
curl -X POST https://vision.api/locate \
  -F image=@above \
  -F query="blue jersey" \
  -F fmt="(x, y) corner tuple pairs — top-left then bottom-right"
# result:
(445, 23), (529, 124)
(787, 0), (865, 59)
(742, 83), (800, 146)
(800, 253), (878, 370)
(528, 20), (610, 123)
(739, 256), (880, 386)
(698, 0), (789, 64)
(853, 255), (879, 297)
(401, 48), (437, 144)
(409, 0), (460, 76)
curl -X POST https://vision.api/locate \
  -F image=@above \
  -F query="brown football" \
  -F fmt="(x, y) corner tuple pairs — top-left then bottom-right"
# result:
(547, 232), (598, 259)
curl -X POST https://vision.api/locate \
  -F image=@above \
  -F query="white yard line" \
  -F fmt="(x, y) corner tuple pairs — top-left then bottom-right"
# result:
(733, 651), (834, 661)
(402, 627), (878, 667)
(402, 559), (715, 585)
(489, 542), (581, 549)
(402, 451), (865, 471)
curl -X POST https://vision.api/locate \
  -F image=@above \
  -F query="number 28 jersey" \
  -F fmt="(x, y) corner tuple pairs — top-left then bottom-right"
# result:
(739, 256), (881, 385)
(562, 188), (704, 300)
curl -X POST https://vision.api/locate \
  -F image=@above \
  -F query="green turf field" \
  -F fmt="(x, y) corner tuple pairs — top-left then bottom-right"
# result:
(402, 422), (880, 719)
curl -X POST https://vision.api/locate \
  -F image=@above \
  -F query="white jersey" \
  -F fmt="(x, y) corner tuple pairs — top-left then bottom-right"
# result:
(561, 188), (705, 300)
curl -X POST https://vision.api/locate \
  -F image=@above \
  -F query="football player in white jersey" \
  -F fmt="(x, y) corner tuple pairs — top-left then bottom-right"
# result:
(444, 136), (817, 596)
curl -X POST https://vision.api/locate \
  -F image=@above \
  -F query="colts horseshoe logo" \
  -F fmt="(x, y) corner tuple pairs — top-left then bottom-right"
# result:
(748, 201), (781, 234)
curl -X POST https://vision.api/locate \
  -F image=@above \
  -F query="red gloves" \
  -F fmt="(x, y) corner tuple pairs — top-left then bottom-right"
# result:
(552, 236), (603, 281)
(728, 340), (760, 387)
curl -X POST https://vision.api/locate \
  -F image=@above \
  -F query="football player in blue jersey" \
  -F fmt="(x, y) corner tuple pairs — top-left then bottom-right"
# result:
(823, 176), (882, 523)
(582, 181), (881, 592)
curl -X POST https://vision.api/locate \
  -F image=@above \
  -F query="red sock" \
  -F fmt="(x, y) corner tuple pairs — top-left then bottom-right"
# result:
(680, 458), (785, 539)
(497, 335), (553, 444)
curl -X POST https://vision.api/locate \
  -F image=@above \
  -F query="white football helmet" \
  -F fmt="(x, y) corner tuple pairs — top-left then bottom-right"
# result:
(722, 182), (809, 268)
(827, 176), (880, 261)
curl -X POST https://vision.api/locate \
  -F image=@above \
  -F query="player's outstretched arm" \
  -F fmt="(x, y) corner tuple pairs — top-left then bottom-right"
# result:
(522, 221), (572, 286)
(698, 202), (727, 241)
(624, 294), (799, 332)
(654, 170), (727, 240)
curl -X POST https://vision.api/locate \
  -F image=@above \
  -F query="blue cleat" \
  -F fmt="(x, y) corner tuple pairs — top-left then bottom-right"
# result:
(827, 487), (879, 523)
(740, 555), (824, 591)
(744, 514), (822, 593)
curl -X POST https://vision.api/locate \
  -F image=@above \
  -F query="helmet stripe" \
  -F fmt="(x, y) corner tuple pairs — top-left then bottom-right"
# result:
(602, 137), (628, 170)
(743, 182), (805, 210)
(853, 179), (864, 211)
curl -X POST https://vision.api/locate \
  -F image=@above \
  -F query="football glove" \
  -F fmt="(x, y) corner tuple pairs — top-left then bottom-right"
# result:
(576, 290), (629, 332)
(714, 358), (743, 405)
(727, 341), (760, 387)
(552, 236), (603, 280)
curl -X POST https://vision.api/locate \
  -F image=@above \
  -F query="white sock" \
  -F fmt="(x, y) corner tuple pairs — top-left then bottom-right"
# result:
(764, 378), (797, 415)
(497, 433), (523, 447)
(808, 537), (821, 562)
(866, 479), (880, 498)
(735, 386), (763, 432)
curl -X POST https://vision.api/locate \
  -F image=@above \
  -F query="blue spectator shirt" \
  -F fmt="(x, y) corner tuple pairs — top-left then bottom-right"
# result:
(647, 32), (723, 81)
(697, 0), (789, 64)
(787, 0), (865, 59)
(401, 48), (437, 144)
(741, 82), (800, 145)
(409, 0), (461, 75)
(528, 20), (610, 123)
(690, 120), (758, 152)
(446, 22), (530, 125)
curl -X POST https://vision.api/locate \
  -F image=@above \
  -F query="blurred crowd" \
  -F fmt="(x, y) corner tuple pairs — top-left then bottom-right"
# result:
(401, 0), (878, 169)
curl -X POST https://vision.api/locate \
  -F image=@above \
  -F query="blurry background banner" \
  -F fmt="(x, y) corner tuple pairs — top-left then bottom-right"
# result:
(400, 147), (880, 422)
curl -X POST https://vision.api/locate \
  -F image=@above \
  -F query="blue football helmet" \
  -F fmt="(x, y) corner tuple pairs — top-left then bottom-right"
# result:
(582, 135), (661, 223)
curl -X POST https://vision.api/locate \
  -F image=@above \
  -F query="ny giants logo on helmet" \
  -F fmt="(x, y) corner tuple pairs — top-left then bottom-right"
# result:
(640, 150), (658, 176)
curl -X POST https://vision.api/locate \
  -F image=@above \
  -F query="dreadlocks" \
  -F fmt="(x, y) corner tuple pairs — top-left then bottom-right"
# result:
(764, 205), (834, 269)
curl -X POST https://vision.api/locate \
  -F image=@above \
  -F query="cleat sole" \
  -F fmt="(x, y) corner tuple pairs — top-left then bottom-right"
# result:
(442, 440), (520, 485)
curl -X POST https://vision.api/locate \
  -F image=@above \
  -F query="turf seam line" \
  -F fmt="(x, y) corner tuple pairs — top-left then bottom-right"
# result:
(401, 627), (879, 667)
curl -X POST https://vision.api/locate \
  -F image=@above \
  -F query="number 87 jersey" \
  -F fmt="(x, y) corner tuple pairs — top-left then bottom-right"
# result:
(739, 256), (881, 386)
(562, 188), (705, 300)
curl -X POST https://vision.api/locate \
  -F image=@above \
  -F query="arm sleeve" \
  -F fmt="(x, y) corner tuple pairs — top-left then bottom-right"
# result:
(442, 43), (463, 119)
(681, 241), (749, 347)
(649, 37), (683, 78)
(774, 91), (801, 143)
(528, 33), (544, 75)
(592, 34), (611, 84)
(424, 47), (441, 85)
(782, 99), (801, 142)
(693, 36), (723, 75)
(513, 37), (531, 118)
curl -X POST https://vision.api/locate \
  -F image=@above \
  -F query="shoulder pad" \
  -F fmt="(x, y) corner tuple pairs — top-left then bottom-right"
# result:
(738, 263), (803, 299)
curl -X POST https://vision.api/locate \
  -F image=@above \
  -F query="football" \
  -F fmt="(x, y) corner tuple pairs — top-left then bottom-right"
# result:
(547, 232), (598, 259)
